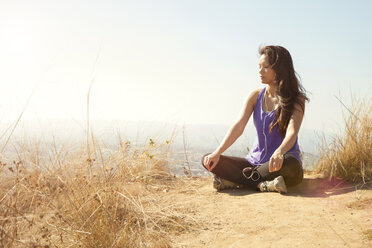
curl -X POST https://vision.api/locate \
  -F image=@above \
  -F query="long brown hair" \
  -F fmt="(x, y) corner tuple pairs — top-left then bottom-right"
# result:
(259, 45), (309, 136)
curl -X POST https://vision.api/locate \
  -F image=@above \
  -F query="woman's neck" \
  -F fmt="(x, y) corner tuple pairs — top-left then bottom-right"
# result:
(266, 83), (277, 97)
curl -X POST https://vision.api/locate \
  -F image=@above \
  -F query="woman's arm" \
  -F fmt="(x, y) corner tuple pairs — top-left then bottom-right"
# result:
(270, 98), (305, 172)
(204, 89), (261, 171)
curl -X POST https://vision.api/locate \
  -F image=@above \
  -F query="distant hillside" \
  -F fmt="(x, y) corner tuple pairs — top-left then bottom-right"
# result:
(3, 119), (325, 174)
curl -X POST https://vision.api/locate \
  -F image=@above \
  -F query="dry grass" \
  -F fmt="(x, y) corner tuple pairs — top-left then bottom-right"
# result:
(346, 197), (372, 210)
(0, 136), (197, 247)
(363, 229), (372, 241)
(314, 96), (372, 184)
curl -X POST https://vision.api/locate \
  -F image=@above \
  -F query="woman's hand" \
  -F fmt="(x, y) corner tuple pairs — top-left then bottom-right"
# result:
(203, 152), (221, 172)
(269, 150), (284, 172)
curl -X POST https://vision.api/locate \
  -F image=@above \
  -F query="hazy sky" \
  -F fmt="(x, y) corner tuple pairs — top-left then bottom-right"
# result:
(1, 0), (371, 134)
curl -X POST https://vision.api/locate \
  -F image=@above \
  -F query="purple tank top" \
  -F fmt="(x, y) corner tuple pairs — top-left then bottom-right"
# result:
(245, 87), (302, 167)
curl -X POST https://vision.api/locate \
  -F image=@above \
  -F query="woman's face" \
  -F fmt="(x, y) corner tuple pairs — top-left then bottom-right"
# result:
(258, 54), (276, 85)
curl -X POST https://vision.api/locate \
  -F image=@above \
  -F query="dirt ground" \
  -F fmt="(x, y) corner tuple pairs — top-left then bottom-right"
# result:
(163, 173), (372, 248)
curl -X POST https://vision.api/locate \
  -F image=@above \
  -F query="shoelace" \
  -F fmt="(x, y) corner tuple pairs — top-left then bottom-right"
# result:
(260, 182), (268, 192)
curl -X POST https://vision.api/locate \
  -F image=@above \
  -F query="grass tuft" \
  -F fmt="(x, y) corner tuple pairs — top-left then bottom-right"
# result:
(314, 96), (372, 184)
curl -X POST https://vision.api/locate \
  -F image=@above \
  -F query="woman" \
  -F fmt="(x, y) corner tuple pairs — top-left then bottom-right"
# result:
(202, 45), (309, 194)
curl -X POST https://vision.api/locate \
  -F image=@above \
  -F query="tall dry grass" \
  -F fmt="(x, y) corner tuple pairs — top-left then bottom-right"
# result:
(0, 135), (197, 247)
(314, 96), (372, 184)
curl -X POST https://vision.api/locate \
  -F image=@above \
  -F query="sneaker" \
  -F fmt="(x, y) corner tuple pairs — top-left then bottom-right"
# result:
(259, 175), (287, 194)
(213, 175), (243, 191)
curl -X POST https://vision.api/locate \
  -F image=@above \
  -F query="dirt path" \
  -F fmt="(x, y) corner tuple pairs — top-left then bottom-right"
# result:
(164, 173), (372, 247)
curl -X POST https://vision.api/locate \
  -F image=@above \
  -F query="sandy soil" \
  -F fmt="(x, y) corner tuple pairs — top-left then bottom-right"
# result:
(163, 173), (372, 248)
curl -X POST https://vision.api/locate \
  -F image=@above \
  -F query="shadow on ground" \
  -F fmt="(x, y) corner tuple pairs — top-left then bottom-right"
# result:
(213, 174), (371, 198)
(286, 175), (368, 197)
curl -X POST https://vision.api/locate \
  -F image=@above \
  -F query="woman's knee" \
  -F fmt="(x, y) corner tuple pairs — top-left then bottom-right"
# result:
(286, 168), (303, 187)
(281, 155), (303, 187)
(282, 155), (301, 171)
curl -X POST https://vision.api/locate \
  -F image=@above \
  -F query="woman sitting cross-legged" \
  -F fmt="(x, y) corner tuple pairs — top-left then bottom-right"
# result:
(202, 45), (309, 194)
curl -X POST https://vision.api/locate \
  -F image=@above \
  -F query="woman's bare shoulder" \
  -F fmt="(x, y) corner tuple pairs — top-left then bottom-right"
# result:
(249, 88), (263, 100)
(253, 88), (264, 95)
(245, 88), (263, 108)
(247, 88), (262, 98)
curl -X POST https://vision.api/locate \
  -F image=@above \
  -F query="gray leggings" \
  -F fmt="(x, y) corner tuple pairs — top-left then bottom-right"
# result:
(201, 153), (303, 190)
